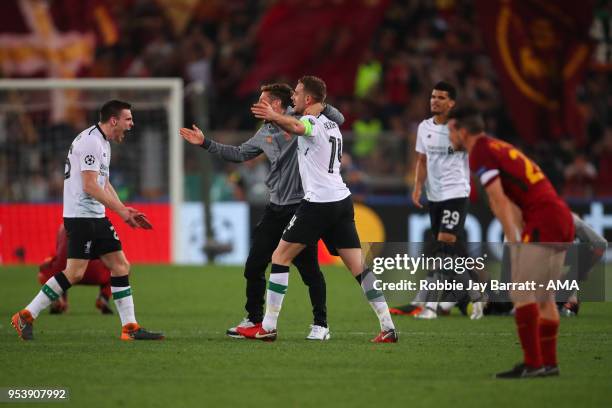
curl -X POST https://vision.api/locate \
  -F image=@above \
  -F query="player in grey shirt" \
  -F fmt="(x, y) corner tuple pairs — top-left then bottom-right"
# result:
(180, 83), (344, 340)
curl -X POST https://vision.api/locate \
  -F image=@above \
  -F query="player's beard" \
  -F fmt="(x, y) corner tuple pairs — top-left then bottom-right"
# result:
(294, 100), (306, 115)
(115, 129), (127, 143)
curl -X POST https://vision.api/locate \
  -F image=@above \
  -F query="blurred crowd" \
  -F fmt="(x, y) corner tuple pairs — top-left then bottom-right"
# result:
(1, 0), (611, 203)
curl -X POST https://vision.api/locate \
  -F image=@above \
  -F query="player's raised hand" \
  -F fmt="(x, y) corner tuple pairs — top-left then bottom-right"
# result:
(180, 125), (205, 145)
(411, 186), (424, 209)
(251, 100), (275, 121)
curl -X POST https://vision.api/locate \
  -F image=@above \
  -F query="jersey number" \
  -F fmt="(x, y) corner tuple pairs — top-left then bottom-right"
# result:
(64, 158), (71, 180)
(441, 210), (460, 229)
(328, 136), (342, 173)
(64, 144), (74, 180)
(508, 148), (544, 184)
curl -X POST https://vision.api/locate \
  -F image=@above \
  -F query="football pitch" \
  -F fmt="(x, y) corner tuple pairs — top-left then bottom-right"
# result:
(1, 265), (611, 408)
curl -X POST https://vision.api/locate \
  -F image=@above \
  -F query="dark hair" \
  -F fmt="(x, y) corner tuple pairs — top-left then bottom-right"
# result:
(260, 83), (293, 109)
(298, 75), (326, 103)
(100, 100), (131, 122)
(448, 106), (485, 134)
(433, 81), (457, 100)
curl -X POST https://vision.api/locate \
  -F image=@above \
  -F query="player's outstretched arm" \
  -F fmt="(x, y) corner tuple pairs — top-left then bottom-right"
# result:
(180, 124), (263, 163)
(252, 100), (307, 136)
(485, 178), (521, 243)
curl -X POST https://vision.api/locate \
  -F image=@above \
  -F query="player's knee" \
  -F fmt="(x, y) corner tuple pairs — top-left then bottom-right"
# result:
(509, 290), (533, 304)
(64, 267), (86, 282)
(271, 248), (290, 265)
(112, 259), (130, 276)
(243, 260), (267, 279)
(295, 265), (323, 285)
(437, 232), (457, 244)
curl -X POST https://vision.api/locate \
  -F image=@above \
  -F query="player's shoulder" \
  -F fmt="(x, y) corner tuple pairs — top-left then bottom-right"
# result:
(258, 122), (281, 136)
(300, 114), (320, 125)
(417, 117), (440, 134)
(417, 118), (430, 131)
(472, 135), (495, 152)
(299, 114), (325, 136)
(73, 125), (104, 149)
(469, 136), (499, 166)
(418, 117), (434, 127)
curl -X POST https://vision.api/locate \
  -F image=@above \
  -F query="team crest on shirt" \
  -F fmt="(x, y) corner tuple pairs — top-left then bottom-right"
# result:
(447, 146), (455, 155)
(308, 118), (315, 125)
(266, 136), (273, 144)
(84, 155), (95, 165)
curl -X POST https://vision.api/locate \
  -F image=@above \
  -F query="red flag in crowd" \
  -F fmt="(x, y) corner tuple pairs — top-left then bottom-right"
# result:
(0, 0), (118, 78)
(476, 0), (593, 144)
(239, 0), (390, 96)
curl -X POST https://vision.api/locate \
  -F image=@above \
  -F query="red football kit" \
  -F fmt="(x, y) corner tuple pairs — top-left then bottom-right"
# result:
(469, 135), (574, 243)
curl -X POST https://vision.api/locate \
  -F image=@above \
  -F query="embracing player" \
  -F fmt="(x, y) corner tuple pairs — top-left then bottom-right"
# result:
(448, 106), (574, 378)
(180, 83), (345, 340)
(243, 76), (397, 343)
(11, 100), (163, 341)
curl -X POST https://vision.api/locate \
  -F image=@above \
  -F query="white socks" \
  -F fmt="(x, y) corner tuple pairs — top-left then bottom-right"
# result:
(262, 264), (289, 331)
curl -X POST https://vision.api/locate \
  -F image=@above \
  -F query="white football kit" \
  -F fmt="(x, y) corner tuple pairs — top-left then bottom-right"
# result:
(63, 125), (110, 218)
(415, 117), (470, 202)
(297, 114), (351, 203)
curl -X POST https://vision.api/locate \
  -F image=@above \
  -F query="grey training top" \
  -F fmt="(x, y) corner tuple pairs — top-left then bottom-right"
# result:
(201, 105), (344, 206)
(573, 213), (608, 248)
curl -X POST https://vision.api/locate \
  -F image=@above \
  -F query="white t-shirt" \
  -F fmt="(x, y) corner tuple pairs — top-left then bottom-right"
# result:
(297, 114), (351, 203)
(63, 125), (111, 218)
(415, 117), (470, 202)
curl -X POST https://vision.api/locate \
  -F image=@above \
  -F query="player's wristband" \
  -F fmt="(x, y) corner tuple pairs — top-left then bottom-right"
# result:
(200, 138), (212, 149)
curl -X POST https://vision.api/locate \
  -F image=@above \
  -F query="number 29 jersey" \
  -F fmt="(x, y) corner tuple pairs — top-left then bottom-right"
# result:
(297, 114), (350, 203)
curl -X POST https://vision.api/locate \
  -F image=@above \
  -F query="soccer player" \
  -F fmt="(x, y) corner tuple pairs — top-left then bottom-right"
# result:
(557, 213), (607, 316)
(180, 83), (344, 340)
(400, 82), (483, 320)
(242, 76), (398, 343)
(39, 224), (113, 314)
(11, 100), (163, 341)
(448, 106), (575, 378)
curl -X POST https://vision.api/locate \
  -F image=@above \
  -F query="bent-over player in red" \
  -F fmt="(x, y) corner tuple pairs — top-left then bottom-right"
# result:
(448, 106), (574, 379)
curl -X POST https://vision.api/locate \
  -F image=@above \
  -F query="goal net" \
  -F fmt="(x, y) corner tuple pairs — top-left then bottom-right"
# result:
(0, 78), (183, 264)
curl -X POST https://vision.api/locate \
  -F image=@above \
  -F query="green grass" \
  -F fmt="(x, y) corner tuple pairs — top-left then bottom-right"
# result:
(1, 265), (611, 408)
